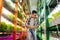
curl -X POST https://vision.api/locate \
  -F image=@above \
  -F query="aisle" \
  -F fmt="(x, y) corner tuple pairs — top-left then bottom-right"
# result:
(0, 0), (60, 40)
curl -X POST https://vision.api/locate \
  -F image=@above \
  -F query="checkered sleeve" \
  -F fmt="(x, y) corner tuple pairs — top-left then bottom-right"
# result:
(25, 15), (29, 26)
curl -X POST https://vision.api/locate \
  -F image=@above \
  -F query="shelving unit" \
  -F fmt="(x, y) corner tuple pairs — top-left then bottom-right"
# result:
(0, 0), (60, 40)
(37, 0), (60, 40)
(0, 0), (27, 40)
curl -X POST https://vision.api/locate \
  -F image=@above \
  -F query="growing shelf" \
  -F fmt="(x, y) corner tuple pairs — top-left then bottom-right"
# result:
(2, 7), (25, 25)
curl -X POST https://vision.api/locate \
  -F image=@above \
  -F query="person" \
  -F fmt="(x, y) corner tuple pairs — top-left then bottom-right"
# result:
(25, 10), (38, 40)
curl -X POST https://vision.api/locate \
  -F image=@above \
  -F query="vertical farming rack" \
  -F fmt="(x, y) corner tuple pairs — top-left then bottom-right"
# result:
(37, 0), (60, 40)
(0, 0), (27, 40)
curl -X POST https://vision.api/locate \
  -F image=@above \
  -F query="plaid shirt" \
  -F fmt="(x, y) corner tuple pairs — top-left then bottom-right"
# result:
(25, 15), (38, 27)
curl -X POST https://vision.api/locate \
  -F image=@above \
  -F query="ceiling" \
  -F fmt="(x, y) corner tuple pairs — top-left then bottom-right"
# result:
(29, 0), (38, 12)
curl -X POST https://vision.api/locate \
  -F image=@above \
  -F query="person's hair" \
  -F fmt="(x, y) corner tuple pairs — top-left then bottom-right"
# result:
(32, 10), (37, 14)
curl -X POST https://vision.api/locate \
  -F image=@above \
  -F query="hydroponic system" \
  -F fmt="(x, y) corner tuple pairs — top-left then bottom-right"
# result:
(37, 0), (60, 40)
(0, 0), (27, 40)
(0, 0), (60, 40)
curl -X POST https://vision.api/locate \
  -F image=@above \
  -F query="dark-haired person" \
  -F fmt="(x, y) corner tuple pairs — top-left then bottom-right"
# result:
(26, 10), (38, 40)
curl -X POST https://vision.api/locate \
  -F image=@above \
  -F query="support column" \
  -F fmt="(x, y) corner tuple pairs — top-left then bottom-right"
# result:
(0, 0), (4, 35)
(0, 0), (4, 22)
(19, 0), (24, 40)
(19, 18), (23, 40)
(44, 0), (50, 40)
(37, 0), (42, 40)
(13, 0), (18, 40)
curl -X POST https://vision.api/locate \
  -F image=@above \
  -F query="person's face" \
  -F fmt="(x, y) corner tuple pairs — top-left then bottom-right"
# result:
(31, 13), (37, 18)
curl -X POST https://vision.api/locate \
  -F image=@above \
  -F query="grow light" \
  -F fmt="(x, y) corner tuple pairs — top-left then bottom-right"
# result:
(20, 0), (22, 2)
(2, 7), (11, 14)
(2, 7), (24, 24)
(4, 0), (21, 13)
(5, 0), (15, 9)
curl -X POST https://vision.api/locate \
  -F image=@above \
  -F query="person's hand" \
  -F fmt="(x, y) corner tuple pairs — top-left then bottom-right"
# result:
(31, 26), (35, 30)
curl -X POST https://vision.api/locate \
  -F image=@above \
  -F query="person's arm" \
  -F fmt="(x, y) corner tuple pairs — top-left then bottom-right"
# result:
(25, 15), (32, 28)
(32, 24), (38, 29)
(29, 21), (39, 30)
(34, 17), (39, 28)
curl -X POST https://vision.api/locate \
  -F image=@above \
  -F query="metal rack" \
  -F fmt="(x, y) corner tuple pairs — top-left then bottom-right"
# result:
(37, 0), (60, 40)
(0, 0), (27, 40)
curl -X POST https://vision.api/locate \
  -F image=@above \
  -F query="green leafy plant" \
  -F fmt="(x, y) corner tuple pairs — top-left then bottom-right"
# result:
(48, 18), (53, 22)
(7, 24), (13, 32)
(41, 10), (60, 27)
(7, 13), (14, 19)
(18, 11), (23, 18)
(52, 11), (60, 19)
(0, 22), (20, 32)
(16, 27), (20, 32)
(0, 22), (7, 32)
(17, 19), (20, 23)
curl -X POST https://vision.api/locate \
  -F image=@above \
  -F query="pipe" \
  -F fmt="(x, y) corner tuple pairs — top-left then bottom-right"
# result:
(13, 0), (18, 40)
(0, 0), (4, 22)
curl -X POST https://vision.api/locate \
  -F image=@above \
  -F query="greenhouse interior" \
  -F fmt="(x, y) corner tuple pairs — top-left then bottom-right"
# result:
(0, 0), (60, 40)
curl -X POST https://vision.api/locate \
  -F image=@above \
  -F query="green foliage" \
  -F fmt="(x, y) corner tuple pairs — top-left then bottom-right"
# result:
(41, 10), (60, 27)
(18, 11), (23, 18)
(7, 24), (13, 31)
(17, 19), (20, 23)
(7, 13), (14, 19)
(0, 22), (7, 32)
(52, 11), (60, 19)
(16, 27), (20, 32)
(48, 18), (53, 22)
(7, 11), (24, 19)
(0, 22), (20, 32)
